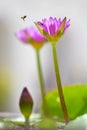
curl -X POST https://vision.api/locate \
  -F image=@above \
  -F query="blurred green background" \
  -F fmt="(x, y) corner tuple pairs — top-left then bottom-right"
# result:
(0, 67), (12, 111)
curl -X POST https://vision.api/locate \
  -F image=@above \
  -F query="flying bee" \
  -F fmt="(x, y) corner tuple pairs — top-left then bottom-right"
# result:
(21, 16), (27, 21)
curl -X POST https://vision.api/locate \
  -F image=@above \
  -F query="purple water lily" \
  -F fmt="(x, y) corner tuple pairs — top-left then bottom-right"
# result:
(15, 27), (47, 48)
(35, 17), (70, 43)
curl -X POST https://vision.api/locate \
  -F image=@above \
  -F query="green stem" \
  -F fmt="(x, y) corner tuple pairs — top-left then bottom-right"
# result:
(25, 118), (29, 128)
(36, 49), (47, 115)
(52, 44), (69, 124)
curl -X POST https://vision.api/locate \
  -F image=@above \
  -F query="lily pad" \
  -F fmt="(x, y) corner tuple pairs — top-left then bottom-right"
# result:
(45, 84), (87, 121)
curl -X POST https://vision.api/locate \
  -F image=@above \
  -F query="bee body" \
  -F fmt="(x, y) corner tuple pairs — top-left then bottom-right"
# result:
(21, 16), (27, 21)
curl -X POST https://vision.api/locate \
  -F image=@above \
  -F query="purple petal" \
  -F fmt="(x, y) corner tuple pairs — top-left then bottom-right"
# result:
(42, 18), (50, 34)
(54, 18), (59, 33)
(15, 29), (28, 43)
(64, 19), (70, 31)
(26, 27), (46, 42)
(48, 17), (57, 36)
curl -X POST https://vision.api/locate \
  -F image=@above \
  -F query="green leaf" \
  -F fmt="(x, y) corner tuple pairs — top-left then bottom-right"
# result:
(45, 84), (87, 121)
(19, 87), (33, 121)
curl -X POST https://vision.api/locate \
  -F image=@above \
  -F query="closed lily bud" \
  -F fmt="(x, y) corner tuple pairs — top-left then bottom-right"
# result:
(19, 87), (33, 121)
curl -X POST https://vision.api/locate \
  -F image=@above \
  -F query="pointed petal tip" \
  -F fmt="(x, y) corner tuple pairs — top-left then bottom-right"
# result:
(63, 17), (67, 22)
(21, 87), (28, 94)
(23, 87), (28, 91)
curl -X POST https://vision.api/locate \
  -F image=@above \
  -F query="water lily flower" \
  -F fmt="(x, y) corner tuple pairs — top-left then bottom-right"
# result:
(15, 27), (47, 49)
(35, 17), (70, 44)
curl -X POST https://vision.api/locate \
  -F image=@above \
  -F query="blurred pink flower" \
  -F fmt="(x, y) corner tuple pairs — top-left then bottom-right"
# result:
(35, 17), (70, 43)
(15, 27), (47, 49)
